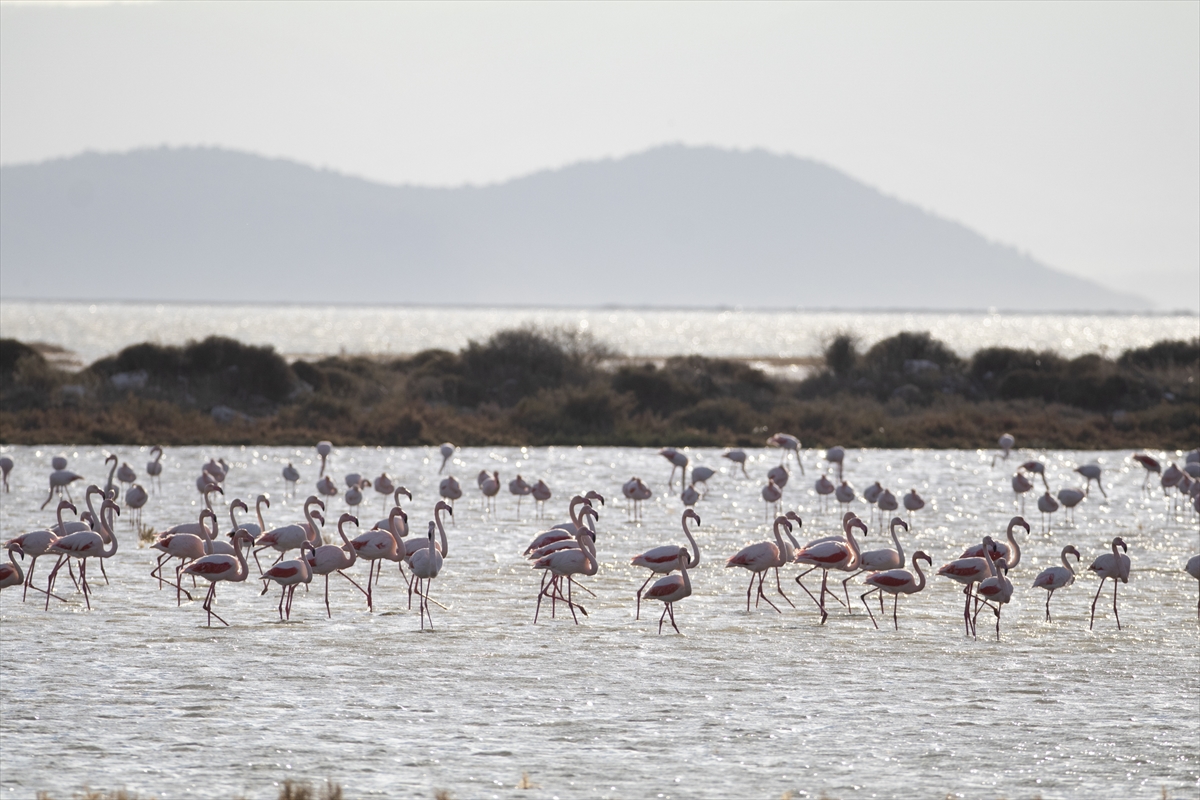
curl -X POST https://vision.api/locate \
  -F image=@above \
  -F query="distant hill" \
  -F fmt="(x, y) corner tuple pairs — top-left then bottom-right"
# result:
(0, 145), (1150, 310)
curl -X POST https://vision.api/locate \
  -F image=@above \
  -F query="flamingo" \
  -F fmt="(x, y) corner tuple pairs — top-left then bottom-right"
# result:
(630, 478), (652, 522)
(938, 540), (998, 637)
(531, 479), (551, 519)
(793, 514), (866, 623)
(41, 468), (84, 509)
(690, 466), (716, 496)
(973, 545), (1013, 640)
(316, 441), (333, 476)
(960, 517), (1027, 569)
(305, 513), (367, 618)
(862, 481), (883, 525)
(1088, 537), (1130, 630)
(480, 471), (500, 515)
(726, 515), (794, 614)
(345, 478), (371, 514)
(1012, 472), (1034, 511)
(1074, 463), (1106, 498)
(5, 499), (75, 602)
(0, 455), (13, 491)
(370, 486), (412, 532)
(1032, 545), (1081, 621)
(902, 489), (924, 525)
(402, 501), (453, 607)
(282, 463), (300, 497)
(659, 448), (689, 488)
(125, 484), (148, 529)
(681, 484), (700, 507)
(439, 475), (463, 513)
(253, 496), (324, 572)
(509, 475), (532, 517)
(410, 521), (446, 630)
(631, 509), (700, 619)
(45, 498), (120, 611)
(644, 564), (693, 634)
(1020, 460), (1049, 491)
(374, 473), (397, 514)
(0, 543), (24, 591)
(767, 433), (804, 473)
(316, 475), (339, 504)
(814, 475), (835, 512)
(1132, 454), (1160, 491)
(722, 449), (749, 477)
(1036, 492), (1059, 532)
(260, 542), (316, 621)
(230, 495), (269, 540)
(202, 457), (230, 484)
(767, 464), (790, 491)
(180, 530), (255, 626)
(761, 477), (783, 520)
(52, 455), (68, 471)
(116, 462), (137, 494)
(146, 446), (163, 491)
(825, 446), (845, 479)
(835, 481), (855, 514)
(846, 516), (908, 610)
(991, 433), (1015, 467)
(101, 455), (118, 499)
(349, 506), (405, 611)
(876, 489), (898, 532)
(860, 550), (932, 630)
(524, 494), (597, 554)
(1185, 555), (1200, 619)
(532, 512), (598, 624)
(1057, 488), (1086, 524)
(436, 442), (457, 473)
(151, 508), (214, 604)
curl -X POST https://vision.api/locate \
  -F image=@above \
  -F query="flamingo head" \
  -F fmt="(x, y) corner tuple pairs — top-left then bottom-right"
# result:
(785, 510), (803, 527)
(435, 500), (454, 516)
(913, 550), (932, 566)
(683, 508), (701, 525)
(57, 499), (78, 516)
(891, 516), (908, 532)
(105, 454), (117, 466)
(1065, 545), (1081, 560)
(396, 486), (413, 501)
(1114, 537), (1128, 552)
(1009, 516), (1030, 534)
(232, 498), (248, 513)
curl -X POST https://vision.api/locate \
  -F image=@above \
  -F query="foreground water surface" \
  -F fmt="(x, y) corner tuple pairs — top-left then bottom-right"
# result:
(1, 445), (1197, 799)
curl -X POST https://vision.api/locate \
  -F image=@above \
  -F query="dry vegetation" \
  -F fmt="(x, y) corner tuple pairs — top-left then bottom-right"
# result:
(2, 328), (1196, 449)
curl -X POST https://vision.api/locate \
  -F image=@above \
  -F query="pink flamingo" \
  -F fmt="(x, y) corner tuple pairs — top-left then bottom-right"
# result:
(146, 446), (163, 491)
(938, 537), (1000, 637)
(524, 494), (597, 554)
(305, 513), (367, 617)
(349, 506), (406, 611)
(45, 498), (119, 610)
(260, 541), (316, 621)
(1032, 545), (1081, 621)
(180, 529), (256, 626)
(1185, 555), (1200, 619)
(793, 513), (865, 623)
(767, 464), (789, 491)
(1, 543), (24, 590)
(1056, 488), (1085, 524)
(644, 564), (693, 634)
(533, 506), (598, 624)
(846, 516), (907, 613)
(480, 471), (500, 515)
(509, 475), (532, 518)
(1088, 537), (1130, 630)
(253, 496), (324, 572)
(282, 463), (300, 497)
(531, 479), (551, 519)
(439, 475), (463, 513)
(972, 546), (1013, 640)
(814, 475), (835, 512)
(316, 475), (339, 504)
(410, 521), (446, 630)
(0, 455), (13, 492)
(152, 508), (216, 604)
(991, 433), (1015, 467)
(1012, 472), (1034, 512)
(402, 502), (452, 607)
(316, 441), (332, 476)
(631, 509), (700, 619)
(960, 517), (1027, 569)
(6, 499), (74, 602)
(374, 473), (396, 514)
(690, 466), (716, 496)
(725, 515), (794, 614)
(860, 550), (933, 629)
(766, 432), (804, 473)
(659, 448), (689, 488)
(761, 478), (783, 520)
(1132, 454), (1161, 491)
(230, 495), (269, 540)
(1074, 463), (1106, 498)
(438, 442), (456, 474)
(681, 484), (700, 507)
(41, 468), (84, 509)
(1036, 491), (1059, 532)
(722, 449), (749, 477)
(825, 446), (845, 479)
(344, 478), (371, 514)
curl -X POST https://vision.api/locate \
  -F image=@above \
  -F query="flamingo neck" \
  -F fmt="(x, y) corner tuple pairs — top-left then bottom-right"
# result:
(1061, 548), (1076, 575)
(100, 507), (118, 558)
(889, 523), (905, 565)
(911, 557), (927, 592)
(434, 509), (449, 557)
(1005, 524), (1021, 569)
(682, 517), (700, 568)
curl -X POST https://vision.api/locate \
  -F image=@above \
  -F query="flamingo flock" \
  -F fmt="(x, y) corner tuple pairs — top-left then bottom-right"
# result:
(2, 442), (1197, 639)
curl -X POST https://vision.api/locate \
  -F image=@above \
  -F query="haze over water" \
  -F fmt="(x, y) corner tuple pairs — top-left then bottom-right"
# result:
(2, 301), (1196, 366)
(0, 444), (1196, 798)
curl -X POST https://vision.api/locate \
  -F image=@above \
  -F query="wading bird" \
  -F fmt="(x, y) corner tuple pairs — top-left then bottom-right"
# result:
(1032, 545), (1081, 621)
(860, 550), (932, 630)
(631, 509), (700, 619)
(1088, 537), (1130, 630)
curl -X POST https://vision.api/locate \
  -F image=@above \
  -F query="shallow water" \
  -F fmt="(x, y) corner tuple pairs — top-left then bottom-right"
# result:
(2, 301), (1196, 365)
(1, 445), (1197, 799)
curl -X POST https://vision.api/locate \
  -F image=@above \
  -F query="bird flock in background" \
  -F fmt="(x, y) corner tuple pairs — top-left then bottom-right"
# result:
(1, 434), (1198, 637)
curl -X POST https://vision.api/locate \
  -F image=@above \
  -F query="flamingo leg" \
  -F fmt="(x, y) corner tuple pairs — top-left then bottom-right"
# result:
(667, 603), (679, 634)
(795, 573), (824, 615)
(79, 559), (91, 610)
(745, 572), (754, 612)
(841, 570), (864, 613)
(635, 574), (654, 620)
(756, 572), (781, 614)
(1045, 589), (1054, 622)
(817, 571), (830, 624)
(658, 603), (668, 634)
(323, 575), (332, 618)
(1113, 580), (1121, 630)
(252, 546), (267, 575)
(893, 594), (900, 630)
(98, 557), (109, 585)
(1089, 577), (1107, 630)
(336, 570), (369, 598)
(773, 568), (796, 608)
(860, 589), (879, 629)
(151, 553), (169, 589)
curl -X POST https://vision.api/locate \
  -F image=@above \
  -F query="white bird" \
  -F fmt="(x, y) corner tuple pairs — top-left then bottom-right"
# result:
(410, 521), (446, 630)
(1088, 537), (1131, 630)
(766, 433), (804, 473)
(1032, 545), (1081, 621)
(860, 550), (933, 630)
(722, 449), (749, 477)
(316, 441), (333, 477)
(631, 509), (700, 619)
(825, 446), (845, 479)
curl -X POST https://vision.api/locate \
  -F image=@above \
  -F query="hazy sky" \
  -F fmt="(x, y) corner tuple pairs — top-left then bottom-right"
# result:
(2, 1), (1197, 310)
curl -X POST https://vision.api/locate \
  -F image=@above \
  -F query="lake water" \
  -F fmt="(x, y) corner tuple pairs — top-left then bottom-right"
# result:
(1, 444), (1197, 799)
(2, 301), (1196, 366)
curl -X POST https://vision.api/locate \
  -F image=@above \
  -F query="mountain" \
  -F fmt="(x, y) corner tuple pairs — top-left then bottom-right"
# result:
(0, 145), (1150, 310)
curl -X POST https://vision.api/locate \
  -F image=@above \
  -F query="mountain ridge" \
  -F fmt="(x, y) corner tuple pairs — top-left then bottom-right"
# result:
(0, 144), (1151, 311)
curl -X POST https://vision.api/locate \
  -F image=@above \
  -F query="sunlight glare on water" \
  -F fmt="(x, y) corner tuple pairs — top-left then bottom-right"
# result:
(0, 445), (1197, 798)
